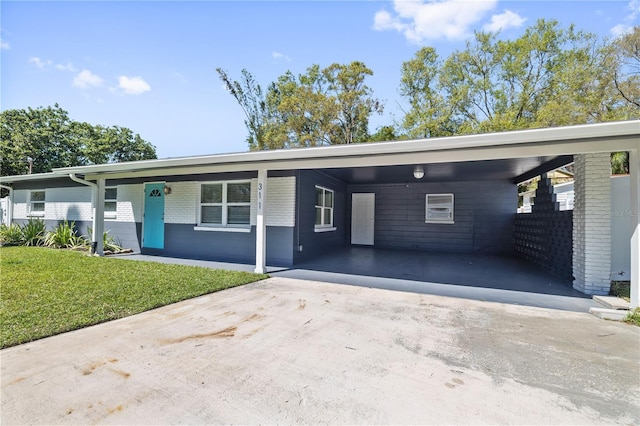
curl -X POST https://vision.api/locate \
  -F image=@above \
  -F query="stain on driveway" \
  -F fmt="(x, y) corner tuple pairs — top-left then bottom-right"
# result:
(2, 277), (638, 425)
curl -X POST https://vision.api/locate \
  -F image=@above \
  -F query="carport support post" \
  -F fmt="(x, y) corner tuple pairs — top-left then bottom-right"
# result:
(630, 149), (639, 309)
(255, 169), (267, 274)
(93, 178), (105, 256)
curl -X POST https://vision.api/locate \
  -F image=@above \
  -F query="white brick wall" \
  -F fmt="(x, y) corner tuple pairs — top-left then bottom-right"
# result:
(165, 182), (198, 224)
(11, 176), (297, 228)
(573, 153), (612, 295)
(252, 176), (296, 227)
(46, 187), (93, 221)
(12, 185), (142, 224)
(164, 176), (296, 227)
(116, 184), (143, 223)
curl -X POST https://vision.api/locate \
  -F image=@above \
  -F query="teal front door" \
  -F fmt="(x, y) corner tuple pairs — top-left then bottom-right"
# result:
(143, 183), (165, 249)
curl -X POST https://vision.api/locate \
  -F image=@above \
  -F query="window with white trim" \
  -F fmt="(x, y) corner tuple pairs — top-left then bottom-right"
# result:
(105, 187), (117, 218)
(198, 181), (251, 227)
(425, 193), (454, 224)
(314, 186), (334, 229)
(28, 190), (45, 216)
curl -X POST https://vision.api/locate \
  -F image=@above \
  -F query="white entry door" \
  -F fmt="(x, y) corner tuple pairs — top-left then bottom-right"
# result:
(351, 193), (375, 245)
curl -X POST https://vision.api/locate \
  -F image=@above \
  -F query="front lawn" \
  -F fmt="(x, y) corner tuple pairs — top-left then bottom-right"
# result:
(0, 247), (268, 348)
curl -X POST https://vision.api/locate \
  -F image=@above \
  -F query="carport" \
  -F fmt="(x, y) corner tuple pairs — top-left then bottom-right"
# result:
(289, 122), (638, 303)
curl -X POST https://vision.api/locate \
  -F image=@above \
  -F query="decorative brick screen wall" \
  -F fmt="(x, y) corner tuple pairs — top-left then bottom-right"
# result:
(514, 175), (573, 280)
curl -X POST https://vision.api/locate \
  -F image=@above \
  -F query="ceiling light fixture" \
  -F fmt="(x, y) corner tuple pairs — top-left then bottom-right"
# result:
(413, 165), (424, 179)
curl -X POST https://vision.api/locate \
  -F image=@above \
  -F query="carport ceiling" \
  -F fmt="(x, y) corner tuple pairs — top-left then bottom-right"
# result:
(322, 155), (572, 184)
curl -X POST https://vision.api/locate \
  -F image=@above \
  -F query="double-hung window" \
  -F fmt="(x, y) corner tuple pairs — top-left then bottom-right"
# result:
(314, 185), (334, 230)
(28, 190), (45, 216)
(199, 181), (251, 228)
(105, 187), (117, 218)
(425, 193), (454, 224)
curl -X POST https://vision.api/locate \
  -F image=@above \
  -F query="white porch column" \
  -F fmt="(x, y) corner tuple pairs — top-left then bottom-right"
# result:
(630, 149), (639, 309)
(94, 178), (105, 256)
(572, 153), (612, 295)
(255, 169), (267, 274)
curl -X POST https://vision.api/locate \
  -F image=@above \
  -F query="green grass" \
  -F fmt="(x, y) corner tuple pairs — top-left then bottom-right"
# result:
(0, 246), (268, 348)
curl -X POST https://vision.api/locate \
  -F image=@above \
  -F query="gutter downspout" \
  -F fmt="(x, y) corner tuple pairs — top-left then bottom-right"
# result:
(0, 184), (14, 226)
(69, 174), (103, 255)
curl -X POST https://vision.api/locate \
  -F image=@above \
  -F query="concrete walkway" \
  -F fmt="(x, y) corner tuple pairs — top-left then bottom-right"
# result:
(2, 277), (638, 425)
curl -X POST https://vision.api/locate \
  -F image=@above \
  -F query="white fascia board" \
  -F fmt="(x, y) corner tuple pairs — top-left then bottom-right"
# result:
(0, 172), (60, 184)
(80, 134), (640, 181)
(53, 120), (640, 178)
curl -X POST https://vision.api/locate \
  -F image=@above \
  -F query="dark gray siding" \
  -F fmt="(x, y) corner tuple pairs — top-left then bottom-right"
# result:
(294, 170), (348, 263)
(347, 180), (516, 255)
(142, 225), (294, 266)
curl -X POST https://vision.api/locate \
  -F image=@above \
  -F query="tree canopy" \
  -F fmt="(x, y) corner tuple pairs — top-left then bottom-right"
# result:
(1, 104), (156, 176)
(217, 61), (383, 150)
(220, 21), (638, 156)
(398, 20), (639, 139)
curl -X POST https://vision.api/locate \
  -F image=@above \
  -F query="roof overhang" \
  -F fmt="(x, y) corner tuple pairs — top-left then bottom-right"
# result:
(1, 120), (638, 184)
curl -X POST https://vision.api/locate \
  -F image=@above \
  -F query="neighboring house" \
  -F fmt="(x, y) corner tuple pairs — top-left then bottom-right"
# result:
(1, 121), (639, 306)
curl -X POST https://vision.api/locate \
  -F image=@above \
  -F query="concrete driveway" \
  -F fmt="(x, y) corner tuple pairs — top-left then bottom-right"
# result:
(1, 277), (638, 425)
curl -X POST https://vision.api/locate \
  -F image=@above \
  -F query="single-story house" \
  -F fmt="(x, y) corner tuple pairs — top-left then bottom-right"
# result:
(1, 121), (639, 307)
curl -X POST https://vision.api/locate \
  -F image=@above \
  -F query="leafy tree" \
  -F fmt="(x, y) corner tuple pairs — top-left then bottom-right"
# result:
(399, 19), (639, 137)
(369, 125), (401, 142)
(216, 68), (269, 150)
(0, 104), (156, 176)
(614, 26), (640, 109)
(399, 47), (456, 138)
(322, 61), (384, 144)
(218, 62), (383, 150)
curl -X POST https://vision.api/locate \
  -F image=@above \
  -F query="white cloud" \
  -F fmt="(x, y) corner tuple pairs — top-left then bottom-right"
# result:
(0, 39), (9, 50)
(28, 56), (52, 69)
(55, 62), (77, 72)
(117, 75), (151, 95)
(272, 51), (291, 62)
(172, 72), (188, 83)
(72, 69), (103, 89)
(611, 24), (633, 37)
(373, 0), (498, 43)
(29, 56), (78, 72)
(611, 0), (640, 37)
(483, 10), (526, 32)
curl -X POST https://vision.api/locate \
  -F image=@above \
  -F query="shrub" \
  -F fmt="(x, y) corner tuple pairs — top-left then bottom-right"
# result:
(625, 307), (640, 327)
(44, 221), (88, 249)
(87, 227), (123, 253)
(21, 219), (47, 246)
(0, 224), (24, 246)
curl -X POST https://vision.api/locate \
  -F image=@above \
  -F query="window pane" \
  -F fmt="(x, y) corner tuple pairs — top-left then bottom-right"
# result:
(201, 184), (222, 203)
(315, 207), (322, 225)
(201, 206), (222, 224)
(324, 208), (332, 226)
(315, 187), (323, 206)
(228, 206), (250, 225)
(105, 188), (117, 200)
(32, 202), (45, 212)
(324, 190), (333, 208)
(227, 182), (251, 203)
(104, 201), (117, 212)
(31, 191), (45, 202)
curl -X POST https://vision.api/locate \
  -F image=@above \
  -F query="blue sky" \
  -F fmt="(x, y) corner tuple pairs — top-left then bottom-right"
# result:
(1, 1), (638, 159)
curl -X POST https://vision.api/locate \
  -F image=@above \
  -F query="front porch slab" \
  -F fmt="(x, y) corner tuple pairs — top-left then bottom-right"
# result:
(593, 295), (631, 310)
